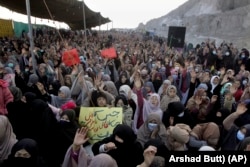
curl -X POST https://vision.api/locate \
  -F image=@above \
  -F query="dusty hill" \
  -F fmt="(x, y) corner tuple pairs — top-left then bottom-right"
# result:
(138, 0), (250, 48)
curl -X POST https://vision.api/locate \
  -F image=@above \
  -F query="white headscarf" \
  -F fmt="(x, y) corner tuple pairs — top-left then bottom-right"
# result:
(158, 79), (171, 96)
(119, 85), (137, 104)
(210, 75), (220, 94)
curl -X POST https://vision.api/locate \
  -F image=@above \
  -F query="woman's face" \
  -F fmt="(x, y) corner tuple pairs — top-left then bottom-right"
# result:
(61, 115), (69, 121)
(168, 88), (176, 97)
(121, 76), (127, 83)
(226, 85), (231, 91)
(65, 77), (71, 85)
(201, 92), (207, 100)
(39, 66), (45, 73)
(97, 97), (107, 107)
(116, 99), (124, 107)
(213, 77), (219, 85)
(15, 149), (31, 158)
(163, 83), (169, 89)
(150, 96), (159, 106)
(58, 91), (66, 98)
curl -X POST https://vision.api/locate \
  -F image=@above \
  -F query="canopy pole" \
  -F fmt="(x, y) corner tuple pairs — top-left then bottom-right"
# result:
(25, 0), (37, 71)
(82, 0), (87, 45)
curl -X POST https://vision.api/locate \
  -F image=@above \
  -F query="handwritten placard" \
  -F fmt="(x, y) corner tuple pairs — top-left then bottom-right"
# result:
(79, 107), (122, 144)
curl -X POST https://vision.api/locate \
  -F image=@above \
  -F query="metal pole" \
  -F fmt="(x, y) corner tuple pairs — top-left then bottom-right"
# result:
(99, 13), (101, 32)
(25, 0), (37, 71)
(82, 0), (87, 45)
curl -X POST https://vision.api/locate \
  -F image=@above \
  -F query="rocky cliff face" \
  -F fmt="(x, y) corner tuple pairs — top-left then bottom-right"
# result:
(138, 0), (250, 48)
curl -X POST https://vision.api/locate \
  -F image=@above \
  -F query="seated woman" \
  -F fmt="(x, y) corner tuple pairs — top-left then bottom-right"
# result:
(57, 109), (80, 165)
(137, 113), (167, 148)
(92, 124), (143, 167)
(160, 85), (180, 112)
(1, 138), (47, 167)
(189, 122), (220, 150)
(162, 101), (195, 129)
(186, 89), (211, 123)
(37, 84), (74, 108)
(113, 95), (133, 128)
(90, 81), (115, 107)
(142, 93), (163, 126)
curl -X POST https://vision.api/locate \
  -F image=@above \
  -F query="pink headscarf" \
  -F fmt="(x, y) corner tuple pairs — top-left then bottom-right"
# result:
(142, 93), (163, 122)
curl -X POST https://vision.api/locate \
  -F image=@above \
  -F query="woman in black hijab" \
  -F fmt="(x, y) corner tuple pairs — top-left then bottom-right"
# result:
(6, 87), (31, 140)
(115, 73), (130, 91)
(1, 138), (47, 167)
(162, 101), (196, 128)
(92, 124), (144, 167)
(57, 109), (80, 165)
(28, 99), (61, 167)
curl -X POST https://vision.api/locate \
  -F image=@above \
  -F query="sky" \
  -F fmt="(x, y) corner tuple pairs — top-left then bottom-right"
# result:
(0, 0), (188, 30)
(84, 0), (188, 29)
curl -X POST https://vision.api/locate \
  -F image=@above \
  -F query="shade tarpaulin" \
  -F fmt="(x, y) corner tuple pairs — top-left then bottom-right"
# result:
(0, 0), (110, 30)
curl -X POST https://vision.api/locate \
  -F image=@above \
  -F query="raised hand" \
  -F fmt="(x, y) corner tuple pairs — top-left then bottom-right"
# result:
(71, 65), (79, 76)
(236, 103), (247, 115)
(98, 81), (105, 92)
(220, 67), (226, 76)
(221, 75), (229, 84)
(94, 73), (102, 88)
(73, 127), (89, 152)
(211, 95), (218, 103)
(143, 146), (157, 166)
(195, 96), (202, 105)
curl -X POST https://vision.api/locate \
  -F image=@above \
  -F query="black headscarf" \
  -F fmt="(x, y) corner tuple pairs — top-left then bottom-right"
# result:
(24, 92), (37, 104)
(111, 124), (136, 145)
(4, 138), (46, 167)
(115, 74), (130, 91)
(144, 139), (168, 158)
(29, 99), (60, 167)
(57, 109), (79, 164)
(213, 108), (230, 126)
(92, 124), (143, 167)
(114, 95), (128, 106)
(91, 90), (107, 107)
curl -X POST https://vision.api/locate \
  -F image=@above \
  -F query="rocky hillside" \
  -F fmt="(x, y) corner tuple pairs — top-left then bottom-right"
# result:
(138, 0), (250, 48)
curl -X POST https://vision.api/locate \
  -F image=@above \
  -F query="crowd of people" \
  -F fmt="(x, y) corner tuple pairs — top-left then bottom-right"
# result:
(0, 27), (250, 167)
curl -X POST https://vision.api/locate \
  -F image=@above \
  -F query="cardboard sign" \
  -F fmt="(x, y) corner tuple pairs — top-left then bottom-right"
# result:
(79, 107), (122, 144)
